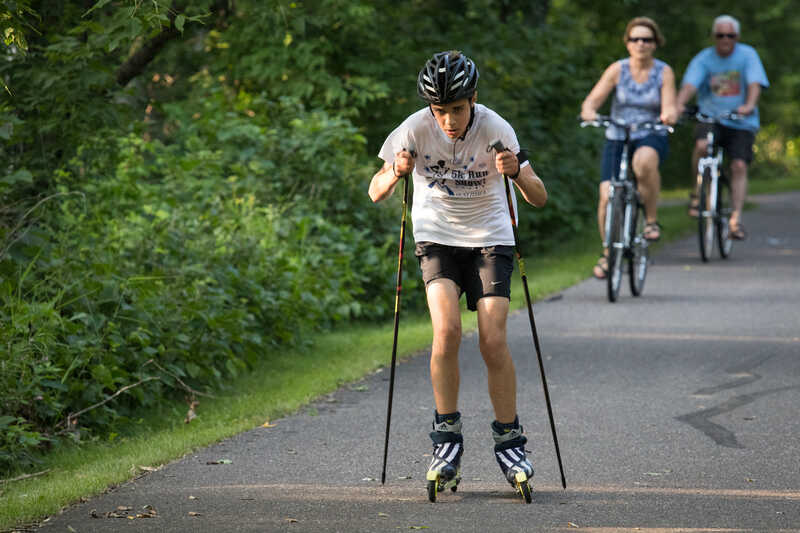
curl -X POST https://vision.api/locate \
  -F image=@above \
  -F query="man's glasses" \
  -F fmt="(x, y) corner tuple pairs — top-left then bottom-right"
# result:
(715, 33), (738, 39)
(627, 37), (655, 44)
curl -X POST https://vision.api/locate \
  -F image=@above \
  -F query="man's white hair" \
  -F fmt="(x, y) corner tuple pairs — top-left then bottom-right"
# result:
(713, 14), (740, 35)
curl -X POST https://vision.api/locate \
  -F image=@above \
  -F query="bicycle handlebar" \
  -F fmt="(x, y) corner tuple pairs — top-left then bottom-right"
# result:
(681, 106), (742, 124)
(579, 115), (674, 134)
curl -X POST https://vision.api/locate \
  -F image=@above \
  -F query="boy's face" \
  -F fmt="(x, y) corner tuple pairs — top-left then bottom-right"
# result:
(430, 94), (475, 139)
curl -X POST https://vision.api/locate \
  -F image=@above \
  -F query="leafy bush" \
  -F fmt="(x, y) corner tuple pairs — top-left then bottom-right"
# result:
(0, 86), (415, 473)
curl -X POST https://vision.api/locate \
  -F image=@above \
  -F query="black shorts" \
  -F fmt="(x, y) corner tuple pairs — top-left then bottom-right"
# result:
(694, 123), (756, 164)
(415, 242), (514, 312)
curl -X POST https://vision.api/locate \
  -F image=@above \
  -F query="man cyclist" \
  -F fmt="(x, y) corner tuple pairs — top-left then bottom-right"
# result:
(368, 50), (547, 493)
(677, 14), (769, 240)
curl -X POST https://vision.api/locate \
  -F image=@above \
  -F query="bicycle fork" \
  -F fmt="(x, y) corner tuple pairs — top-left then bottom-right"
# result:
(697, 130), (723, 220)
(697, 153), (723, 220)
(604, 186), (638, 258)
(603, 146), (633, 250)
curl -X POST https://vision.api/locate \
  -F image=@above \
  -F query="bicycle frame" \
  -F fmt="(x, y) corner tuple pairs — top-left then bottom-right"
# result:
(603, 140), (637, 253)
(696, 128), (724, 220)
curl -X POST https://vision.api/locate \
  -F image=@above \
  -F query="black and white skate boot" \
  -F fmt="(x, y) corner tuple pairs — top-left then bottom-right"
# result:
(426, 412), (463, 502)
(492, 418), (534, 503)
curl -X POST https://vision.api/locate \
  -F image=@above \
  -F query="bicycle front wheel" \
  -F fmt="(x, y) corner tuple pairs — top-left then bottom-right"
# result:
(629, 201), (648, 296)
(606, 194), (625, 302)
(717, 174), (733, 258)
(697, 168), (714, 262)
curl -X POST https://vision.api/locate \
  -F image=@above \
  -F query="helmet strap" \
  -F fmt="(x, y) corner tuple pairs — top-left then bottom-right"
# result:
(458, 103), (476, 141)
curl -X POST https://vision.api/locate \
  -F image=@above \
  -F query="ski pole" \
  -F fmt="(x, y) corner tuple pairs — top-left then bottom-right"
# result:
(490, 140), (567, 490)
(381, 166), (410, 485)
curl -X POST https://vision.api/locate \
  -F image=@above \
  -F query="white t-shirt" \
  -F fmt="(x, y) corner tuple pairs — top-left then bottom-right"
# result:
(378, 104), (528, 247)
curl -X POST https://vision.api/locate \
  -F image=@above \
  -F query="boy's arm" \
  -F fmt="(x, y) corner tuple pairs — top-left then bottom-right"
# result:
(368, 150), (415, 203)
(368, 162), (399, 203)
(494, 148), (546, 207)
(513, 165), (547, 208)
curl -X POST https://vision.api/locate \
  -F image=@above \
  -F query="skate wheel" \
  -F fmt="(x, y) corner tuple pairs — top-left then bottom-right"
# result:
(426, 471), (439, 502)
(427, 479), (437, 502)
(514, 471), (532, 504)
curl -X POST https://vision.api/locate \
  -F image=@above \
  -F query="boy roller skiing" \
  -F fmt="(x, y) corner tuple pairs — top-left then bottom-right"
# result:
(369, 50), (548, 502)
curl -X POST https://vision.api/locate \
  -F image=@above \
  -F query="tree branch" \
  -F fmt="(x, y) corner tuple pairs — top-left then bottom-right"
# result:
(58, 376), (161, 431)
(0, 469), (52, 485)
(115, 1), (233, 87)
(143, 358), (216, 399)
(0, 191), (85, 261)
(53, 357), (215, 433)
(116, 26), (180, 87)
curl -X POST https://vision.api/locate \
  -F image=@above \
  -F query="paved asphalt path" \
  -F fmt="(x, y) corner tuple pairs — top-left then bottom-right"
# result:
(39, 193), (800, 532)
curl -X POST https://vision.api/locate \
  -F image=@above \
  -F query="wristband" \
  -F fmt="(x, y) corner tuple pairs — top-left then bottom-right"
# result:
(508, 166), (520, 181)
(392, 161), (401, 179)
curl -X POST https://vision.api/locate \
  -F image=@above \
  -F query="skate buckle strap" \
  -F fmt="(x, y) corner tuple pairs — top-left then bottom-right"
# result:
(492, 425), (524, 445)
(432, 417), (462, 434)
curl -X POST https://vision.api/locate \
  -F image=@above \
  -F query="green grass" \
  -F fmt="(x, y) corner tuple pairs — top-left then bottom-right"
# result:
(0, 179), (795, 530)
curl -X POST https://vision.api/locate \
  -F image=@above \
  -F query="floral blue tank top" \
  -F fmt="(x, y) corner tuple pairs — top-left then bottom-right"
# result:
(607, 58), (666, 141)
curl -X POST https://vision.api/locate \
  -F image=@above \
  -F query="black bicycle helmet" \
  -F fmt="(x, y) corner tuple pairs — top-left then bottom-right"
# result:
(417, 50), (479, 105)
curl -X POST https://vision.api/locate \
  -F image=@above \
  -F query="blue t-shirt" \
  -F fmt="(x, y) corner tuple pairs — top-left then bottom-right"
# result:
(681, 43), (769, 131)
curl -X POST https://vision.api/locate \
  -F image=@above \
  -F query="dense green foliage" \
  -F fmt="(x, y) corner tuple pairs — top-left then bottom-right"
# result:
(1, 0), (798, 474)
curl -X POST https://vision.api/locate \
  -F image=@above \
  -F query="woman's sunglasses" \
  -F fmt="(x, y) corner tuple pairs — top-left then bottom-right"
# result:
(627, 37), (655, 44)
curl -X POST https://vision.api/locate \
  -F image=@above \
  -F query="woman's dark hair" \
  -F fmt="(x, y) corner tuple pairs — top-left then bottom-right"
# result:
(624, 16), (666, 47)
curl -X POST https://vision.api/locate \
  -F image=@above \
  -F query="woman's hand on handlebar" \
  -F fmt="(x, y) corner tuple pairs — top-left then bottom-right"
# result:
(580, 108), (598, 122)
(660, 107), (679, 126)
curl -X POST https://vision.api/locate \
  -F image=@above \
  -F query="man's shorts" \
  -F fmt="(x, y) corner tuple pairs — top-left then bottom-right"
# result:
(601, 134), (669, 182)
(693, 123), (756, 164)
(415, 242), (514, 312)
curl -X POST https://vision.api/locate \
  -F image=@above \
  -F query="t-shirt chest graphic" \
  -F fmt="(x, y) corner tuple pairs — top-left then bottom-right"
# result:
(421, 151), (491, 198)
(710, 70), (741, 97)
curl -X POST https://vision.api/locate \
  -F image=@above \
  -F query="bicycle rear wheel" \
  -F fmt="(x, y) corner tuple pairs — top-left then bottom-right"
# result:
(628, 201), (648, 296)
(697, 168), (714, 262)
(717, 173), (733, 258)
(606, 194), (624, 302)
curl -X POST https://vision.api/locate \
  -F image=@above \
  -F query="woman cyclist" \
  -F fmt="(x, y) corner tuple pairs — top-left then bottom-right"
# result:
(581, 16), (678, 279)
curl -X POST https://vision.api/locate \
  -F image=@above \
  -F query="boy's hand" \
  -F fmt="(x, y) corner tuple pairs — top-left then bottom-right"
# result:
(393, 150), (415, 177)
(495, 149), (519, 178)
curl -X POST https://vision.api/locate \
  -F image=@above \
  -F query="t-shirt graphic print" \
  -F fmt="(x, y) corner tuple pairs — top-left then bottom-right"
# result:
(710, 71), (741, 97)
(378, 104), (529, 248)
(421, 154), (490, 198)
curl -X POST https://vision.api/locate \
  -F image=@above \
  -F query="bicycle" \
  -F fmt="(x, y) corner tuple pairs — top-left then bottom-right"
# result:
(684, 107), (741, 262)
(581, 116), (673, 302)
